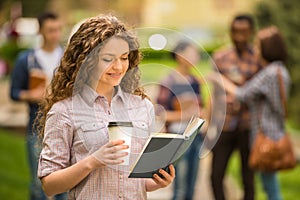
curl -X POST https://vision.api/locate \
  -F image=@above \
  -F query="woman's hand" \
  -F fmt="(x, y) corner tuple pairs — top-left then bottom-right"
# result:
(41, 141), (128, 197)
(91, 139), (129, 167)
(146, 165), (175, 192)
(206, 72), (238, 95)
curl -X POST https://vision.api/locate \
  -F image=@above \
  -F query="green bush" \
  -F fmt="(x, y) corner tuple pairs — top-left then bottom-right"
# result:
(0, 40), (27, 74)
(141, 49), (171, 60)
(140, 41), (222, 61)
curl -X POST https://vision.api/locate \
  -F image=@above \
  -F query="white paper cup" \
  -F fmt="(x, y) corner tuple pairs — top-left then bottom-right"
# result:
(108, 122), (133, 165)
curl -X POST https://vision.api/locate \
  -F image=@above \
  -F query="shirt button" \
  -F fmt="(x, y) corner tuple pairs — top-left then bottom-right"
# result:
(119, 192), (122, 198)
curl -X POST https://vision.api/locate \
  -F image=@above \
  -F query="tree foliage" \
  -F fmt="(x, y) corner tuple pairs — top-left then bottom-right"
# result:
(254, 0), (300, 128)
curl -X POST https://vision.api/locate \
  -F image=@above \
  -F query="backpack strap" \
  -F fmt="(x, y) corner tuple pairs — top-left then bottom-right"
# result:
(27, 49), (36, 71)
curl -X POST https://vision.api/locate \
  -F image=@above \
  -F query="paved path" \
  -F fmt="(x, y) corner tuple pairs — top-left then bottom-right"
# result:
(0, 79), (27, 128)
(147, 153), (243, 200)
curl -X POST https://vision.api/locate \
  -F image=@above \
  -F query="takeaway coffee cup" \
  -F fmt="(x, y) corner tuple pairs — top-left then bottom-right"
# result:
(108, 121), (133, 165)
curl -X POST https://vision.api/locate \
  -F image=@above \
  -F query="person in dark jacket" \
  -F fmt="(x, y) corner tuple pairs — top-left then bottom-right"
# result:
(10, 12), (65, 200)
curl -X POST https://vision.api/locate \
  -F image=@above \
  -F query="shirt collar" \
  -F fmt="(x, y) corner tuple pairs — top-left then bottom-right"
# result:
(80, 84), (126, 107)
(113, 85), (127, 104)
(79, 84), (99, 107)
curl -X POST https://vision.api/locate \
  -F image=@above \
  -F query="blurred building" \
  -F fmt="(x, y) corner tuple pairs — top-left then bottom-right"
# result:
(47, 0), (258, 31)
(1, 0), (260, 48)
(142, 0), (258, 29)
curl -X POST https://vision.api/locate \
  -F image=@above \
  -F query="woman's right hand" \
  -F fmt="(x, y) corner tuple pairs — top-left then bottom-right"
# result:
(91, 140), (129, 168)
(40, 140), (128, 196)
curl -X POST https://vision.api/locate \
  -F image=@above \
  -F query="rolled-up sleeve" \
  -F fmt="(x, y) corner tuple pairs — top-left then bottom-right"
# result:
(38, 102), (73, 178)
(235, 68), (270, 103)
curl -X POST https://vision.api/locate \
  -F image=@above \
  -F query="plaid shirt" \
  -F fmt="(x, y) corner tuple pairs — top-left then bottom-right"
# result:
(212, 46), (260, 132)
(38, 85), (155, 200)
(236, 62), (290, 143)
(156, 70), (203, 133)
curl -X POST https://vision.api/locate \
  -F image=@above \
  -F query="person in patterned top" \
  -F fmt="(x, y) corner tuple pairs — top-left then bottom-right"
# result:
(36, 15), (175, 199)
(211, 25), (289, 200)
(210, 14), (261, 200)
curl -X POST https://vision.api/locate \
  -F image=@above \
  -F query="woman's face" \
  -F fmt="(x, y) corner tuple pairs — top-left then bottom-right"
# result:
(177, 45), (200, 68)
(97, 37), (130, 87)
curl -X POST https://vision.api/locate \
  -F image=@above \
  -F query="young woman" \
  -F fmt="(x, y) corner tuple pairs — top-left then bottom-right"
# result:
(36, 15), (175, 199)
(157, 40), (204, 200)
(210, 26), (290, 200)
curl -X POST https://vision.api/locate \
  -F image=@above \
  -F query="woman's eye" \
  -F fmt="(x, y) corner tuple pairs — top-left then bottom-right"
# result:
(121, 56), (128, 61)
(102, 58), (113, 62)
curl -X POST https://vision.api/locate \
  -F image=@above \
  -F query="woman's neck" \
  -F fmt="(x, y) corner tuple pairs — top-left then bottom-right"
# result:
(176, 65), (189, 76)
(260, 58), (269, 68)
(96, 83), (115, 103)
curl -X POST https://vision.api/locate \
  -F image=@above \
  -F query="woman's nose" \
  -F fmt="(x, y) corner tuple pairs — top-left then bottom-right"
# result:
(112, 58), (123, 70)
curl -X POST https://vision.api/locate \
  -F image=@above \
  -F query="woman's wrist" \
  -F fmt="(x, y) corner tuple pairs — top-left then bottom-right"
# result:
(86, 155), (106, 170)
(146, 179), (161, 192)
(85, 155), (105, 171)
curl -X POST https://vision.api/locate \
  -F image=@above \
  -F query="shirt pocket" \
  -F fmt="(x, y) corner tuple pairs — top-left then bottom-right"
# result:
(131, 121), (150, 154)
(77, 122), (108, 152)
(132, 121), (150, 137)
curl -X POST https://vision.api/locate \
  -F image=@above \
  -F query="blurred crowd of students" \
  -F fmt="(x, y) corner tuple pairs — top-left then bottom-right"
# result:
(5, 9), (293, 200)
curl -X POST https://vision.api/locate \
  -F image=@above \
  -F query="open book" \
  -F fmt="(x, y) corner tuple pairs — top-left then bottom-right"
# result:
(128, 116), (205, 178)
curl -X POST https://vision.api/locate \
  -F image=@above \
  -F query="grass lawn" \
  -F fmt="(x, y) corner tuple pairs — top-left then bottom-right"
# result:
(139, 58), (212, 83)
(228, 149), (300, 200)
(0, 128), (29, 200)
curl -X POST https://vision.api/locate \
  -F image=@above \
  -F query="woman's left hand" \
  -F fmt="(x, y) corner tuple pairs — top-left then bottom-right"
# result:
(152, 165), (175, 188)
(146, 164), (175, 192)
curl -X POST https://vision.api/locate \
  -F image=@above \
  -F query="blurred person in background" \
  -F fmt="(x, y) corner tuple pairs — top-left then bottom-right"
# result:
(211, 25), (289, 200)
(10, 12), (65, 200)
(210, 14), (260, 200)
(156, 40), (205, 200)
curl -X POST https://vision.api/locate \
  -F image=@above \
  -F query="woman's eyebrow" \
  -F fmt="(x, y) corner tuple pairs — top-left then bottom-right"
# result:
(100, 51), (129, 56)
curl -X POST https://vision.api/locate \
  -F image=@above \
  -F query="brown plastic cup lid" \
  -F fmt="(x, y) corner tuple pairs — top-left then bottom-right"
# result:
(108, 121), (133, 127)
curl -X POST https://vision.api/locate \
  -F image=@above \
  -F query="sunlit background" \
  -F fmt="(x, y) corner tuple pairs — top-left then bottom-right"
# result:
(0, 0), (299, 199)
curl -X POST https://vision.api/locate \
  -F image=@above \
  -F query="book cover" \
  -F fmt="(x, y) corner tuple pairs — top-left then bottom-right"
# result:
(128, 116), (205, 178)
(29, 69), (47, 90)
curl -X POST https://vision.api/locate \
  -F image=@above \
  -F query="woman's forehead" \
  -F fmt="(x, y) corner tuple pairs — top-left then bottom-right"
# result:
(100, 37), (129, 56)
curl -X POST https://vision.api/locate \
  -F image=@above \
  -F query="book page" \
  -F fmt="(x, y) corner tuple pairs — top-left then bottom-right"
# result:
(183, 116), (205, 138)
(171, 117), (204, 163)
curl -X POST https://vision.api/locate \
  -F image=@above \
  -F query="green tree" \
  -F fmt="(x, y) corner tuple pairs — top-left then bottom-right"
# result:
(21, 0), (50, 17)
(254, 0), (300, 128)
(0, 0), (50, 18)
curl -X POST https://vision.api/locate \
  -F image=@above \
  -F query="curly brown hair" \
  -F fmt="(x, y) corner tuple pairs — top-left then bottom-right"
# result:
(35, 15), (146, 137)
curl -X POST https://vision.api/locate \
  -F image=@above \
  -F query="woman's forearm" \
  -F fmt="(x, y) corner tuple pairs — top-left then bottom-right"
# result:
(40, 155), (99, 196)
(221, 75), (238, 96)
(165, 110), (184, 122)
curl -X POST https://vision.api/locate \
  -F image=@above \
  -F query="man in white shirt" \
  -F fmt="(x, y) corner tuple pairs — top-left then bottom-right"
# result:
(10, 12), (65, 200)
